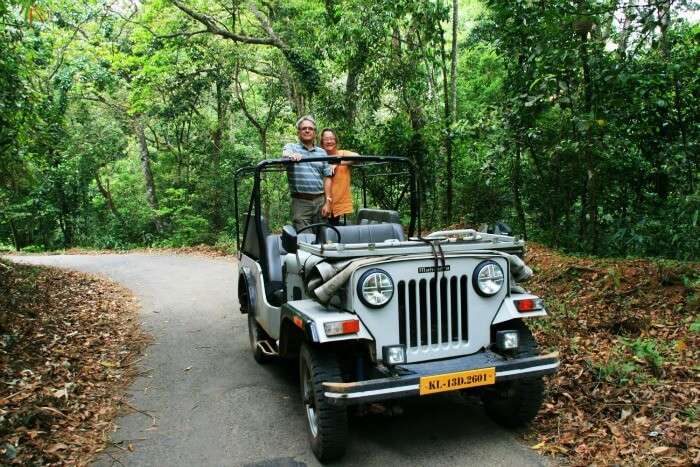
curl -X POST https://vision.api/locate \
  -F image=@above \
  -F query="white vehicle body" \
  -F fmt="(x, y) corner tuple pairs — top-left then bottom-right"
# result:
(234, 156), (559, 462)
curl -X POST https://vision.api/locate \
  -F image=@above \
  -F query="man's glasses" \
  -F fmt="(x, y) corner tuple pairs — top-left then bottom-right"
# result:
(300, 126), (315, 131)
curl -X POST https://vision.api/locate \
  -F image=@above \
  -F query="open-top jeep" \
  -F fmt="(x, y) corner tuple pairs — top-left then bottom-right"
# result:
(234, 155), (559, 462)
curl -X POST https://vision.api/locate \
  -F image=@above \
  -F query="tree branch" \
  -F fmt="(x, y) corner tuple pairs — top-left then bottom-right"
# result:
(239, 63), (280, 79)
(170, 0), (276, 45)
(233, 66), (264, 134)
(248, 3), (287, 49)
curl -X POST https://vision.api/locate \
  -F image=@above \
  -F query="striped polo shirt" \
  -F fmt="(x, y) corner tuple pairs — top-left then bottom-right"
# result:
(282, 142), (332, 194)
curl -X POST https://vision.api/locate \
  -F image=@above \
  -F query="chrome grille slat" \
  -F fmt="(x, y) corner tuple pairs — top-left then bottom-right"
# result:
(397, 274), (469, 350)
(400, 282), (405, 343)
(409, 280), (417, 347)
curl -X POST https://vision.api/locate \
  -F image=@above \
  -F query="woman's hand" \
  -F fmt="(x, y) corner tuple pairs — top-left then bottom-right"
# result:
(321, 199), (331, 217)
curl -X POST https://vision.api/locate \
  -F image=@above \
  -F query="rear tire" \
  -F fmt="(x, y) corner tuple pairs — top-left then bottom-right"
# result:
(248, 313), (273, 364)
(299, 343), (348, 462)
(481, 321), (545, 428)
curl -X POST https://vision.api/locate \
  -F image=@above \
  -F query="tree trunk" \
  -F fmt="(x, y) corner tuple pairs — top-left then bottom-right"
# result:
(656, 0), (671, 59)
(578, 28), (597, 250)
(95, 170), (124, 225)
(446, 0), (458, 222)
(280, 65), (305, 116)
(439, 3), (458, 225)
(674, 78), (692, 192)
(257, 128), (268, 156)
(211, 77), (227, 231)
(133, 118), (163, 234)
(7, 217), (19, 251)
(440, 0), (459, 224)
(345, 44), (368, 128)
(407, 105), (428, 231)
(512, 141), (528, 240)
(617, 0), (637, 58)
(440, 29), (451, 223)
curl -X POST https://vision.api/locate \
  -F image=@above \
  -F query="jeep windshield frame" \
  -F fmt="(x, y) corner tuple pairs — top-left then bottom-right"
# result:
(233, 155), (420, 257)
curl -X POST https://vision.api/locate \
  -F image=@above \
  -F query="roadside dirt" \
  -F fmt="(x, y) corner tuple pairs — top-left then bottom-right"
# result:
(525, 244), (700, 465)
(0, 259), (148, 465)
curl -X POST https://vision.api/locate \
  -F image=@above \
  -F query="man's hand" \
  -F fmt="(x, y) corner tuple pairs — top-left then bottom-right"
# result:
(283, 149), (303, 161)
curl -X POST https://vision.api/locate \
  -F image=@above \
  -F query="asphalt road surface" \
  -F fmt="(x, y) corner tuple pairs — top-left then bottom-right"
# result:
(11, 254), (552, 467)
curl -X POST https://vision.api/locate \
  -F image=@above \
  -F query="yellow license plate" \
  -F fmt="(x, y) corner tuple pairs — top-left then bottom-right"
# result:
(419, 367), (496, 395)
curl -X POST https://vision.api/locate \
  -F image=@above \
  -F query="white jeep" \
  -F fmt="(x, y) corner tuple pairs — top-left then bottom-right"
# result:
(234, 156), (559, 462)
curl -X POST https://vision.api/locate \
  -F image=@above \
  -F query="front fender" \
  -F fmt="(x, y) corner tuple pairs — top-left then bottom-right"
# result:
(492, 293), (547, 325)
(238, 266), (257, 314)
(281, 300), (374, 344)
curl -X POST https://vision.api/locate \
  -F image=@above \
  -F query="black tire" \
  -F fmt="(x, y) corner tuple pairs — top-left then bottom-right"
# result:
(238, 275), (249, 314)
(299, 343), (348, 462)
(248, 313), (273, 364)
(481, 321), (545, 428)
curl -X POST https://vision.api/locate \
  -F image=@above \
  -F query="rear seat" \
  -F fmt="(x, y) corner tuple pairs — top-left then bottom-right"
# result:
(321, 223), (404, 244)
(356, 208), (401, 225)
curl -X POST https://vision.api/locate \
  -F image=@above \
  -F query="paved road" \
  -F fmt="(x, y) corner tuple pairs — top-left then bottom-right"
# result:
(10, 254), (551, 467)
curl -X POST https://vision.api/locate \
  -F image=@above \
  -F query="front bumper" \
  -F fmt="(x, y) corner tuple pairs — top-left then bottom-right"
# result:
(323, 350), (559, 406)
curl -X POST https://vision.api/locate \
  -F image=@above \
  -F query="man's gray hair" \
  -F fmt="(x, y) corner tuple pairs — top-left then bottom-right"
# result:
(295, 115), (316, 130)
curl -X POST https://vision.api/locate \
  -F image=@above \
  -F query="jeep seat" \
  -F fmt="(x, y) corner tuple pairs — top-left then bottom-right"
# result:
(263, 230), (317, 306)
(320, 223), (404, 244)
(356, 208), (401, 225)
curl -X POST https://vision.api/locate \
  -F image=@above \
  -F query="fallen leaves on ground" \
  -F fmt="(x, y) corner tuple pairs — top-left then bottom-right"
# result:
(525, 244), (700, 466)
(0, 259), (149, 465)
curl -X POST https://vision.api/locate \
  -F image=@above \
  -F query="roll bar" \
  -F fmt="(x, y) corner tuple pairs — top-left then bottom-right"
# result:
(233, 155), (421, 255)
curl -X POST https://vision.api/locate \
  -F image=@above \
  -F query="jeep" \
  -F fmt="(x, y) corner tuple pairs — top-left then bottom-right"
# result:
(234, 155), (559, 462)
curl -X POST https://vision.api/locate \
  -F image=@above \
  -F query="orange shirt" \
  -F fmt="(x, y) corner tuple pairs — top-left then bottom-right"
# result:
(330, 149), (357, 216)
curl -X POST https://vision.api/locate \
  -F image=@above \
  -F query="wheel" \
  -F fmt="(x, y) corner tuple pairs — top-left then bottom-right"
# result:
(299, 343), (348, 462)
(481, 321), (545, 428)
(238, 276), (249, 314)
(248, 313), (273, 364)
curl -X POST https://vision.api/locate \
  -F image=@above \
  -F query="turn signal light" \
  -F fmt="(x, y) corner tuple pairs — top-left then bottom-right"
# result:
(324, 320), (360, 336)
(514, 298), (544, 312)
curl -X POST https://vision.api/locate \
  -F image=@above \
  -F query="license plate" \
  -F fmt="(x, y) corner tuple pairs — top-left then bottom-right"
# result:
(419, 367), (496, 395)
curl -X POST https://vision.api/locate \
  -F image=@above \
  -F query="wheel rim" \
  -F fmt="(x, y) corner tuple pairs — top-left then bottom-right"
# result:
(302, 364), (319, 437)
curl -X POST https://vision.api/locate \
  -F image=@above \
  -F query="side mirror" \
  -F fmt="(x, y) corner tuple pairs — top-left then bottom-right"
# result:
(281, 225), (298, 254)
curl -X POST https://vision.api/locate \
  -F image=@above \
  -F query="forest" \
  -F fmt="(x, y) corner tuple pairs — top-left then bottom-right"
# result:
(1, 0), (698, 259)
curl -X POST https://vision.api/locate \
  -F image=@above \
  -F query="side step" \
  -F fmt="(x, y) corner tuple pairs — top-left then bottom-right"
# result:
(256, 340), (278, 357)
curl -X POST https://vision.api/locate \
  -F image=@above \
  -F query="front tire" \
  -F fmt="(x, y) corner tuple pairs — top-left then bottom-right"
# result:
(481, 321), (545, 428)
(299, 343), (348, 462)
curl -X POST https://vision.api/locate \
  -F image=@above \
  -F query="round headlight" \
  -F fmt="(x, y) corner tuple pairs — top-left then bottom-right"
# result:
(473, 260), (505, 296)
(357, 269), (394, 308)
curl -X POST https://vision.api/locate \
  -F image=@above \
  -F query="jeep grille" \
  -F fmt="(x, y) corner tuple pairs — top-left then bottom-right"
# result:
(397, 275), (469, 349)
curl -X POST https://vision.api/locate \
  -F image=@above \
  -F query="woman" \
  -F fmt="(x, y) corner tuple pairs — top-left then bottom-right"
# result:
(320, 128), (358, 225)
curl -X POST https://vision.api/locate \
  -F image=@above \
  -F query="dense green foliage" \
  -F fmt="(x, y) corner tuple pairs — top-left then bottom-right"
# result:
(0, 0), (698, 259)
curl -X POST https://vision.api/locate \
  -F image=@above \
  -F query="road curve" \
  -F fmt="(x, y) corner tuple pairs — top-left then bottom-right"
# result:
(10, 254), (551, 467)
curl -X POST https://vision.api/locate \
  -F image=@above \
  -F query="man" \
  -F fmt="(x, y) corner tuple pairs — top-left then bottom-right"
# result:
(282, 116), (333, 231)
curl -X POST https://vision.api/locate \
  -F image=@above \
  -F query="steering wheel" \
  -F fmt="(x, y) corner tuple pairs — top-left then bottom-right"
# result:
(296, 223), (342, 244)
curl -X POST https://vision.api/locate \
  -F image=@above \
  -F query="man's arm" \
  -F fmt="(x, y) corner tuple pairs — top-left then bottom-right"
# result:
(283, 143), (302, 161)
(340, 151), (359, 165)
